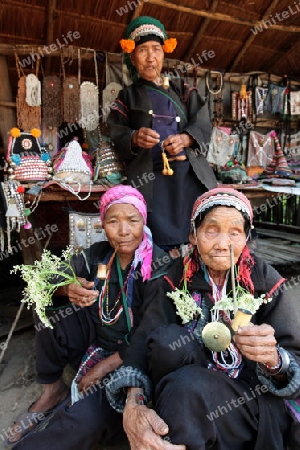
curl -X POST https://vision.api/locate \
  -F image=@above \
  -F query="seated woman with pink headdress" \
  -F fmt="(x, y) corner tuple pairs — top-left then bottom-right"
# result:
(7, 185), (173, 450)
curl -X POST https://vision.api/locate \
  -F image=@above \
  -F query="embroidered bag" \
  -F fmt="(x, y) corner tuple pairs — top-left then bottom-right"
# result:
(255, 86), (268, 116)
(247, 130), (275, 168)
(290, 91), (300, 116)
(265, 84), (287, 114)
(207, 127), (239, 168)
(6, 128), (52, 182)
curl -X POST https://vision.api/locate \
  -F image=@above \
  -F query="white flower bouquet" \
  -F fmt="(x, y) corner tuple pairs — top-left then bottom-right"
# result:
(212, 286), (273, 331)
(167, 289), (202, 325)
(12, 247), (79, 328)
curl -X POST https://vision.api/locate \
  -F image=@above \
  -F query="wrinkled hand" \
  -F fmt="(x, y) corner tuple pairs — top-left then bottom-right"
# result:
(67, 277), (98, 308)
(78, 364), (103, 392)
(78, 352), (122, 392)
(233, 323), (279, 367)
(132, 127), (160, 149)
(123, 403), (186, 450)
(162, 134), (193, 156)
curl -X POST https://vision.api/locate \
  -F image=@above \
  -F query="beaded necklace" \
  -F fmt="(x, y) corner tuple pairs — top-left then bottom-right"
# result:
(208, 272), (243, 378)
(98, 255), (133, 331)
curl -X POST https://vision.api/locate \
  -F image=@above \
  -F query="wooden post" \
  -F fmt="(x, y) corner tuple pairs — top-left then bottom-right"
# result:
(45, 0), (57, 75)
(0, 56), (16, 154)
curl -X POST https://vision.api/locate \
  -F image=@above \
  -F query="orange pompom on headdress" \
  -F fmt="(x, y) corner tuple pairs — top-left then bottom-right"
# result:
(120, 16), (177, 54)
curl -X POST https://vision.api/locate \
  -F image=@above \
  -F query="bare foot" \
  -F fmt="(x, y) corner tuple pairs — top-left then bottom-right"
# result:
(29, 378), (69, 413)
(7, 379), (69, 444)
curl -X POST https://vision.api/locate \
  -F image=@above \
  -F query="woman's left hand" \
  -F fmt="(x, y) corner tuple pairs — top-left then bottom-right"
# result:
(163, 133), (193, 156)
(78, 363), (104, 392)
(233, 323), (279, 367)
(78, 351), (122, 392)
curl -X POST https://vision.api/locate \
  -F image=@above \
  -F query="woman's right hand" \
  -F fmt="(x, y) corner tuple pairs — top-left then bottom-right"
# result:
(123, 403), (186, 450)
(64, 277), (99, 307)
(132, 127), (160, 149)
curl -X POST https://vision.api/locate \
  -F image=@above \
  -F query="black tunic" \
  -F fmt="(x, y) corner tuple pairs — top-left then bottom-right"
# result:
(107, 78), (218, 246)
(106, 254), (300, 450)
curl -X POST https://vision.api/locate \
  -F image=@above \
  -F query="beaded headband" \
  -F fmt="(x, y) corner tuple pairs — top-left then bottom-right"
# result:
(129, 24), (165, 41)
(191, 188), (253, 231)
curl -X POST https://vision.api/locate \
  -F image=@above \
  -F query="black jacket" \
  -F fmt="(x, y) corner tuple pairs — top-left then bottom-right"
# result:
(107, 78), (217, 210)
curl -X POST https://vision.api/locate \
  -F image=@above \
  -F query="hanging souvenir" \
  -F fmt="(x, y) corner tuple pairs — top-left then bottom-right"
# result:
(26, 73), (41, 106)
(205, 70), (224, 126)
(41, 126), (59, 156)
(207, 127), (240, 168)
(102, 81), (122, 122)
(6, 128), (52, 182)
(80, 82), (99, 130)
(62, 76), (80, 124)
(254, 86), (268, 116)
(289, 91), (300, 116)
(60, 48), (80, 124)
(15, 53), (41, 130)
(265, 83), (287, 115)
(247, 130), (275, 169)
(0, 180), (38, 253)
(79, 49), (99, 131)
(42, 76), (62, 128)
(231, 83), (253, 122)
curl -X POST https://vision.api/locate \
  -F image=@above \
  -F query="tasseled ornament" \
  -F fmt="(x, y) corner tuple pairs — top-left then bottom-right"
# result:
(162, 151), (174, 175)
(239, 84), (247, 100)
(236, 246), (254, 294)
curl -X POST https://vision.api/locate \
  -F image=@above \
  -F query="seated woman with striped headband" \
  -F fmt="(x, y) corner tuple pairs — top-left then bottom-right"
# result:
(106, 187), (300, 450)
(7, 185), (173, 449)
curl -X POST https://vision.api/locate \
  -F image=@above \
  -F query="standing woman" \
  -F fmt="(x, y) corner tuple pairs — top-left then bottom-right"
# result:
(108, 16), (217, 253)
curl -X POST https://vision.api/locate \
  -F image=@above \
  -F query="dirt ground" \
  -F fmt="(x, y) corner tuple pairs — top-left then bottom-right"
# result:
(0, 266), (300, 450)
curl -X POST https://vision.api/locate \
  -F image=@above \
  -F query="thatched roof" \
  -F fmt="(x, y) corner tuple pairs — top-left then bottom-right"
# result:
(1, 0), (300, 93)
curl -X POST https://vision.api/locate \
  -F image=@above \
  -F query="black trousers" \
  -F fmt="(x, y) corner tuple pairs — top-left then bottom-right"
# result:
(14, 307), (122, 449)
(14, 385), (122, 450)
(146, 324), (290, 450)
(34, 305), (96, 384)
